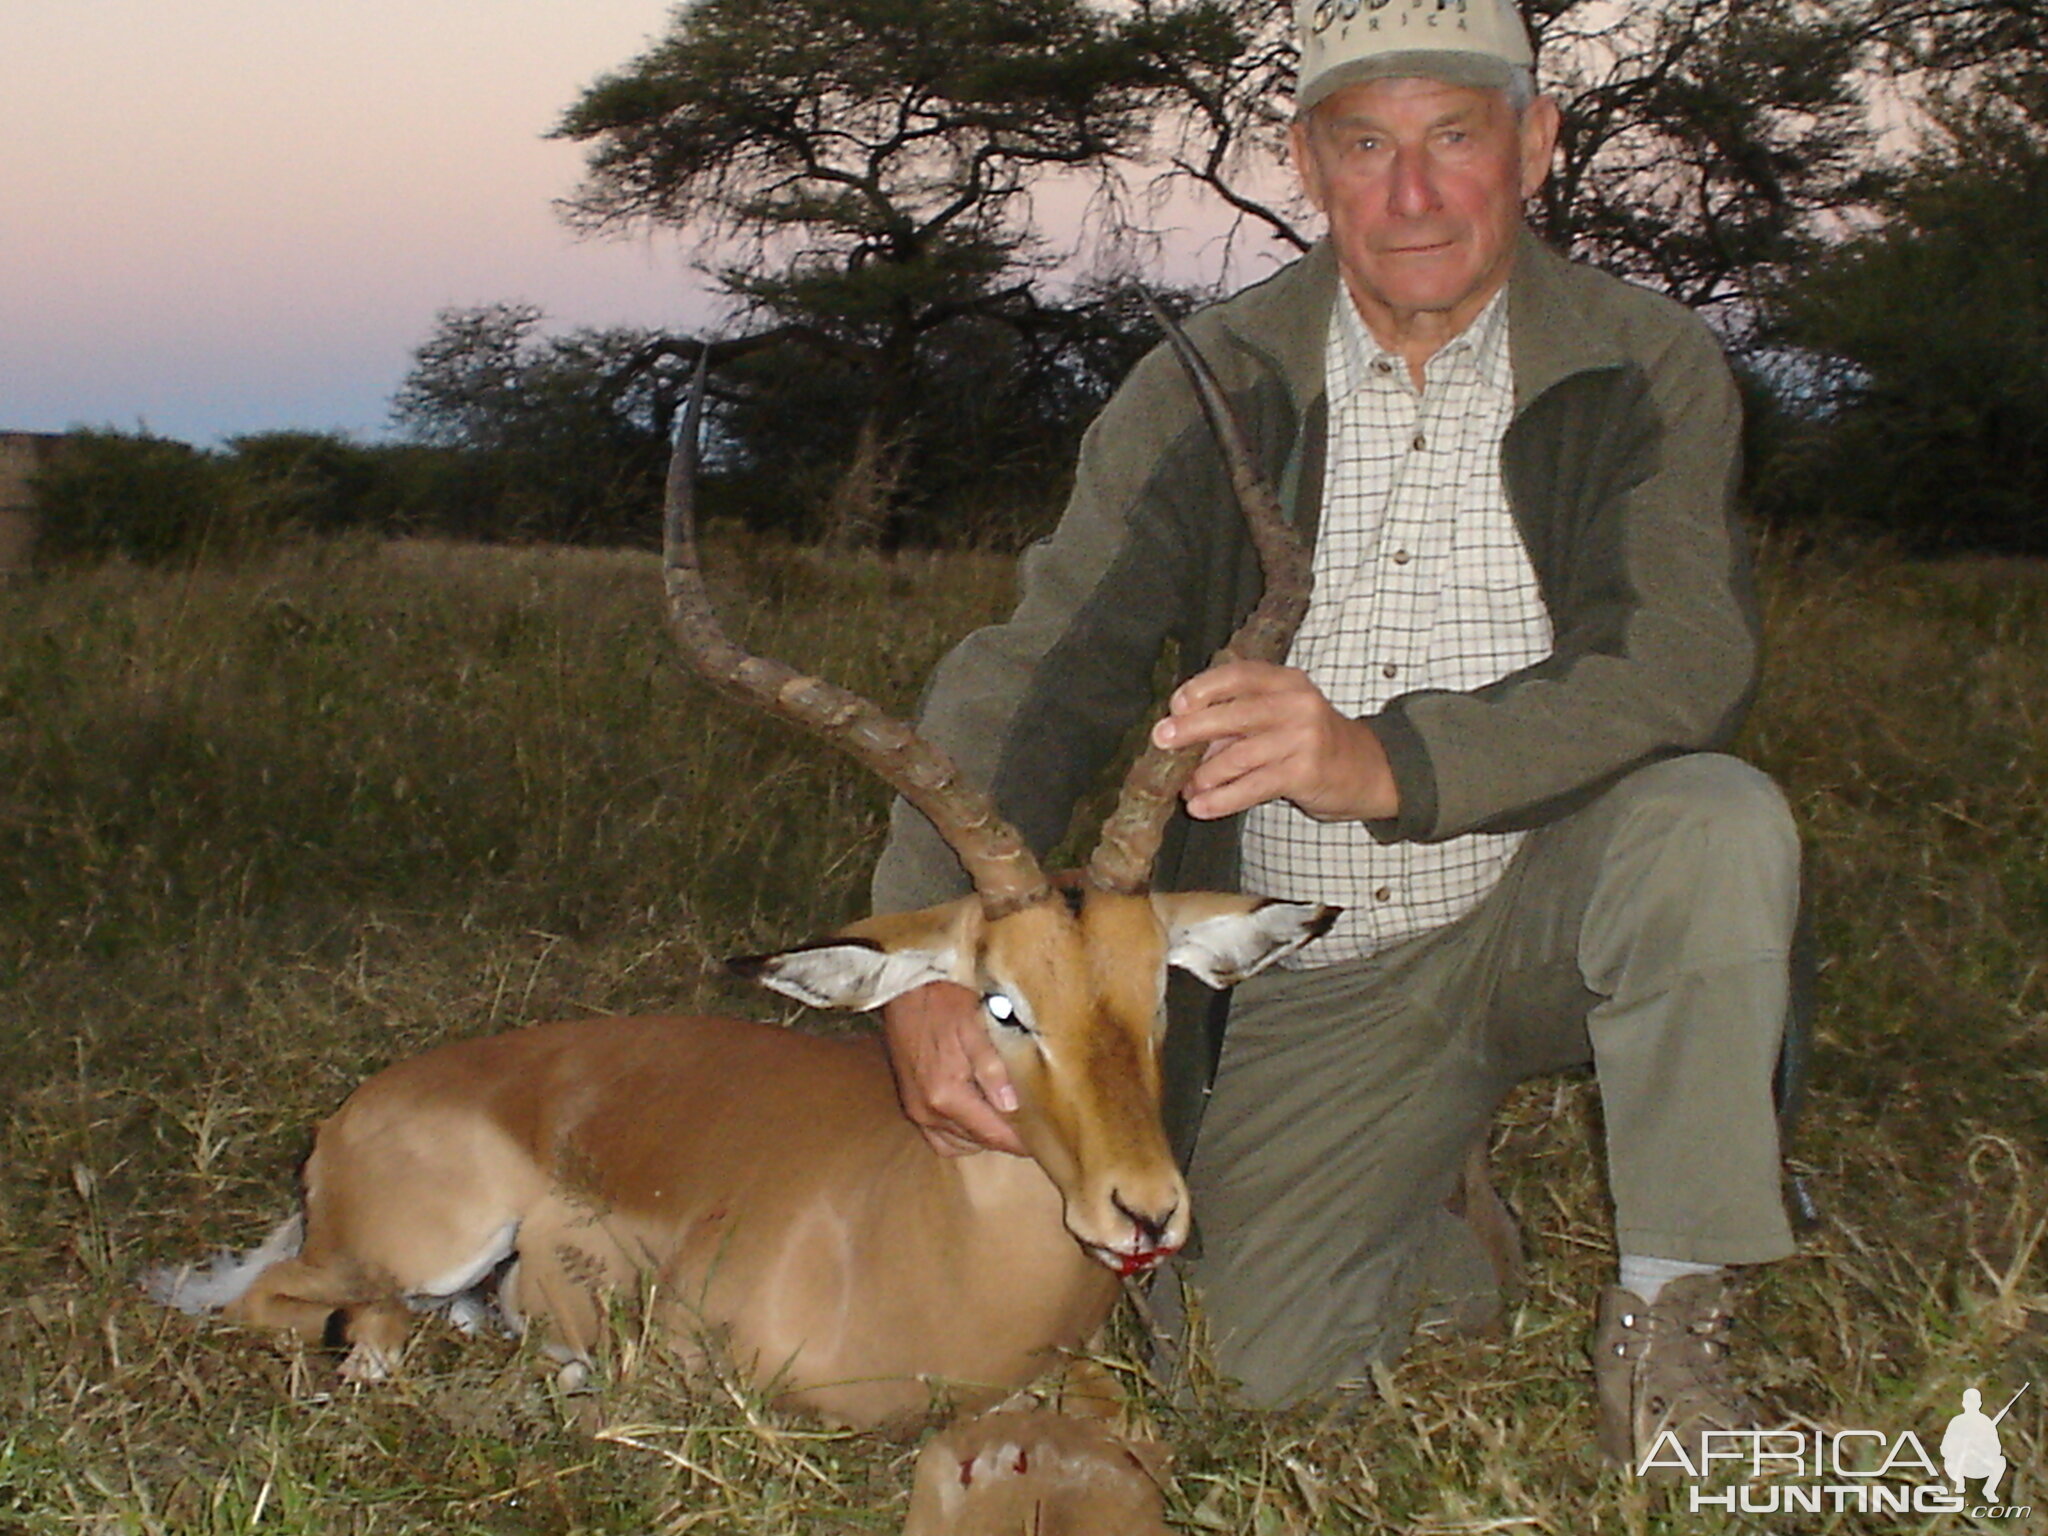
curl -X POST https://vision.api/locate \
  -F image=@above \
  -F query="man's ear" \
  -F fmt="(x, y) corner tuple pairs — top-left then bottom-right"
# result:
(1519, 94), (1562, 199)
(1153, 893), (1340, 988)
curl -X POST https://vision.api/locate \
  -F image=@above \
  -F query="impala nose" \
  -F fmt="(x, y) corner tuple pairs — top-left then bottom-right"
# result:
(1112, 1190), (1181, 1253)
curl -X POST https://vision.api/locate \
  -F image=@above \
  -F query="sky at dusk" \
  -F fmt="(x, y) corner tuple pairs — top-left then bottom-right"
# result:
(1, 2), (721, 447)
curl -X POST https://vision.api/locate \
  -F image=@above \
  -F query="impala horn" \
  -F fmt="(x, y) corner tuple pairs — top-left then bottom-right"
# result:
(1083, 294), (1313, 895)
(660, 353), (1054, 918)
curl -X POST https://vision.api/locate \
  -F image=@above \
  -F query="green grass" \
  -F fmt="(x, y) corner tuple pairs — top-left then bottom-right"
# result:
(1, 534), (2041, 1533)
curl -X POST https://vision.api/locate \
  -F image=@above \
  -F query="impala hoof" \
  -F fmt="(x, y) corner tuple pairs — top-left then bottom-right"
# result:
(339, 1343), (398, 1384)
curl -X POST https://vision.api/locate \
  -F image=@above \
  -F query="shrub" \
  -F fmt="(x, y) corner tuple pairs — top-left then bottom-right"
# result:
(30, 430), (244, 564)
(1750, 100), (2048, 553)
(224, 431), (398, 536)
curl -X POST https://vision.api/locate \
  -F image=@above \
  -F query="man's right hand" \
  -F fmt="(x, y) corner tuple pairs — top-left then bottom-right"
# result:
(879, 980), (1029, 1158)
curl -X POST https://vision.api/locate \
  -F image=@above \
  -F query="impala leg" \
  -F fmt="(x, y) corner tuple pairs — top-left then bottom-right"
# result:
(1043, 1354), (1128, 1422)
(223, 1250), (414, 1379)
(222, 1129), (525, 1379)
(495, 1202), (639, 1365)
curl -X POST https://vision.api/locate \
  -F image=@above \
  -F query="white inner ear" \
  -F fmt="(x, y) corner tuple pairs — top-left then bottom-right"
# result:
(1165, 901), (1333, 988)
(748, 942), (956, 1012)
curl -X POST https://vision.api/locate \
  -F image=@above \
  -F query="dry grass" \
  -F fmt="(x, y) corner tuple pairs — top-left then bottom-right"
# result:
(1, 534), (2041, 1534)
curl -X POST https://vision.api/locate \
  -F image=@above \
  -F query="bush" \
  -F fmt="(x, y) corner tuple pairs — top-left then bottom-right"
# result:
(27, 431), (570, 565)
(224, 431), (399, 536)
(1750, 102), (2048, 553)
(31, 430), (244, 564)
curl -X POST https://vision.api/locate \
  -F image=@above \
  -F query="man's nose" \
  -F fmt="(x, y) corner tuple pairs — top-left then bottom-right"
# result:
(1388, 146), (1443, 217)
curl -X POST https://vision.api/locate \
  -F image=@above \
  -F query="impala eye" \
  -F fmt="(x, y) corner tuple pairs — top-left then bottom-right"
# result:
(984, 992), (1027, 1031)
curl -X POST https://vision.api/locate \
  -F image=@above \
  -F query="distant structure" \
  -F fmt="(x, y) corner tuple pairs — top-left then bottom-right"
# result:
(0, 432), (65, 576)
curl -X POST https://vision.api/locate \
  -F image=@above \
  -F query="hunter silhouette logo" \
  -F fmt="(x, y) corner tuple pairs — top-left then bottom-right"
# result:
(1647, 1381), (2032, 1519)
(1942, 1386), (2024, 1502)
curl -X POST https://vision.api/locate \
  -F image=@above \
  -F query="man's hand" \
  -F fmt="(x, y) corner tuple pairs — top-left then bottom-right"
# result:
(879, 980), (1030, 1158)
(1152, 660), (1399, 822)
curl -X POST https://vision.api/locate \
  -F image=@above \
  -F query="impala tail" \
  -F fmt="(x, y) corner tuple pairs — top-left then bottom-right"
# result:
(145, 1215), (305, 1316)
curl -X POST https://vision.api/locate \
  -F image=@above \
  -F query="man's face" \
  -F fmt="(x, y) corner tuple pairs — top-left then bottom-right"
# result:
(1292, 75), (1559, 339)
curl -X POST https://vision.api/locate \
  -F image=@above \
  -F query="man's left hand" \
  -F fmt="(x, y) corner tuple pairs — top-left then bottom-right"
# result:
(1152, 660), (1399, 822)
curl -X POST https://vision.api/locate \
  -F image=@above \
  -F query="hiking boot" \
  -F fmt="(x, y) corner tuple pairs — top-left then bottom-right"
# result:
(1593, 1272), (1760, 1477)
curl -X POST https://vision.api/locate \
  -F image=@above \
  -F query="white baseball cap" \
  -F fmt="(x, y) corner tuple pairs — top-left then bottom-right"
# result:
(1295, 0), (1536, 112)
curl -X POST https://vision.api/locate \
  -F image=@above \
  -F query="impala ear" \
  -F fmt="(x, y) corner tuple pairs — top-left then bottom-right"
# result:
(726, 898), (978, 1013)
(728, 939), (956, 1012)
(1154, 894), (1340, 988)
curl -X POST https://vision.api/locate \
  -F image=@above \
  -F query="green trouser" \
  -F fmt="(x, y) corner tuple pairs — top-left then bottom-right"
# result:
(1173, 753), (1801, 1407)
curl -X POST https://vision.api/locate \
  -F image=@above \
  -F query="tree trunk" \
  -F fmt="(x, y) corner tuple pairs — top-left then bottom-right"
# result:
(822, 410), (905, 552)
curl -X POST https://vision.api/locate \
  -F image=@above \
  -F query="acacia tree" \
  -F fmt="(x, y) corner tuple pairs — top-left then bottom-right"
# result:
(552, 0), (1221, 542)
(390, 303), (698, 542)
(1530, 0), (1871, 311)
(1749, 49), (2048, 552)
(1865, 0), (2048, 76)
(392, 303), (694, 454)
(1134, 0), (1875, 317)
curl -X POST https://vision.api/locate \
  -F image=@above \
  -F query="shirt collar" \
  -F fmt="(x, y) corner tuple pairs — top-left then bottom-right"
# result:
(1329, 282), (1513, 397)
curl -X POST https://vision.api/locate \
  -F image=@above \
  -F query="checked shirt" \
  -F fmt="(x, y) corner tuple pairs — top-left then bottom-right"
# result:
(1239, 285), (1554, 967)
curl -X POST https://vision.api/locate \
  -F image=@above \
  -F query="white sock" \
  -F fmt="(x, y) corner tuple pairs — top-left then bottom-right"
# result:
(1619, 1254), (1722, 1304)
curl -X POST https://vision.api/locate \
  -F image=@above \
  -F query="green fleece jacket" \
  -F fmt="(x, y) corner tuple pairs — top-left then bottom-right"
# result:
(870, 232), (1758, 1158)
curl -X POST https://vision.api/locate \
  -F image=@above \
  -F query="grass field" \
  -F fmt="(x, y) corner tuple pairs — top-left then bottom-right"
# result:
(1, 534), (2042, 1534)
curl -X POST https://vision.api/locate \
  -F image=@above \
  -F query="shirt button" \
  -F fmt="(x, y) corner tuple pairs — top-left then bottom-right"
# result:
(1373, 886), (1393, 903)
(1411, 433), (1427, 451)
(1382, 663), (1398, 679)
(1391, 548), (1412, 565)
(1373, 358), (1395, 375)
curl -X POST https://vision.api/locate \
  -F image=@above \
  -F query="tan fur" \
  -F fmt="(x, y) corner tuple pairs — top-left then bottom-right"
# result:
(198, 888), (1329, 1426)
(903, 1407), (1173, 1536)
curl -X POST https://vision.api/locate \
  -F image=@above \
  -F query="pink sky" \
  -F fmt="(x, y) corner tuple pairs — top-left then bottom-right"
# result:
(0, 2), (1292, 449)
(0, 2), (716, 445)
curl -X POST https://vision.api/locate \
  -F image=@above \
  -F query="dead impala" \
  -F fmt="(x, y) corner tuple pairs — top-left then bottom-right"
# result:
(148, 316), (1331, 1429)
